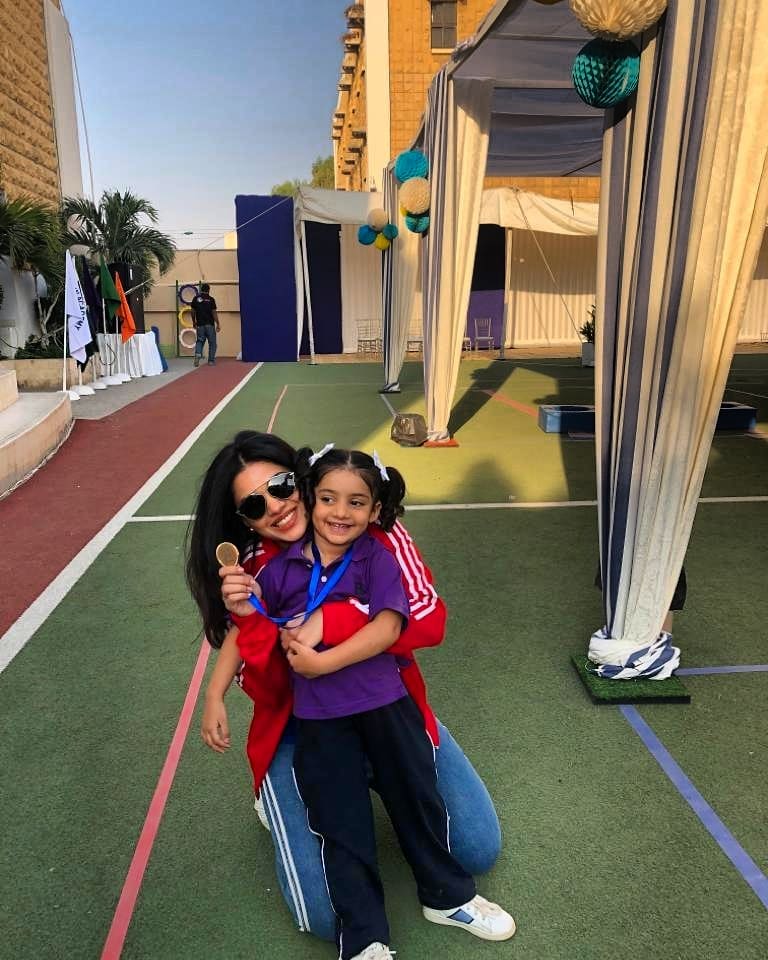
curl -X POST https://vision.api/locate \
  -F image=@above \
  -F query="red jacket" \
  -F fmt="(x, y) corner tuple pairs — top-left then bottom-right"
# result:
(232, 521), (445, 791)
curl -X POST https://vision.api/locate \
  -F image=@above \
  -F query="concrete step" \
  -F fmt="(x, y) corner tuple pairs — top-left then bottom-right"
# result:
(0, 392), (73, 498)
(0, 368), (18, 413)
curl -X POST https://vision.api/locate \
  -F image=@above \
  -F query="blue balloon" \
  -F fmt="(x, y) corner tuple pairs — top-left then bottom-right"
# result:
(572, 39), (640, 109)
(357, 224), (377, 245)
(382, 222), (399, 240)
(395, 149), (429, 183)
(405, 213), (430, 234)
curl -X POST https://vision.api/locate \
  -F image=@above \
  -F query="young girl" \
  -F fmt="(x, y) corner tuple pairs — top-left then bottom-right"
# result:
(250, 447), (515, 960)
(186, 431), (502, 943)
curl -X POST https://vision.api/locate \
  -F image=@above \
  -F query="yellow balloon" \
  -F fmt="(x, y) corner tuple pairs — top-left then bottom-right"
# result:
(374, 233), (391, 251)
(178, 306), (194, 328)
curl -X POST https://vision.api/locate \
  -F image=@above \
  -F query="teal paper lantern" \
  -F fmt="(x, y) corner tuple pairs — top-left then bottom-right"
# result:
(572, 39), (639, 109)
(357, 224), (377, 245)
(394, 149), (429, 183)
(405, 213), (430, 234)
(382, 222), (399, 241)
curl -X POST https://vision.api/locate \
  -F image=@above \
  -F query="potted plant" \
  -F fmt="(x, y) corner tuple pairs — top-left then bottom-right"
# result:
(580, 304), (595, 367)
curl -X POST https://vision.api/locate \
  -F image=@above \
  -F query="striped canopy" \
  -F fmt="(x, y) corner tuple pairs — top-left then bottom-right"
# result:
(387, 0), (768, 678)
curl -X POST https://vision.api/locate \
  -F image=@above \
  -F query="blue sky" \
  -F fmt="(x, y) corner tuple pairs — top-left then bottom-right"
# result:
(64, 0), (344, 248)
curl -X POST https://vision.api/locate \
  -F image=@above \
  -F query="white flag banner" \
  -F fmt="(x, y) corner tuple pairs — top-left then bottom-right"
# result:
(65, 250), (92, 364)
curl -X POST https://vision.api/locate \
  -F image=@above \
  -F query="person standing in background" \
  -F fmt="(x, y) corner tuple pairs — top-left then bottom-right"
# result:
(191, 282), (220, 366)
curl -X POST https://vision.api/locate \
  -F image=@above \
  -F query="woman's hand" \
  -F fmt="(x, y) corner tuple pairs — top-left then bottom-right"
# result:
(280, 609), (323, 651)
(201, 695), (231, 753)
(286, 642), (330, 679)
(219, 564), (260, 618)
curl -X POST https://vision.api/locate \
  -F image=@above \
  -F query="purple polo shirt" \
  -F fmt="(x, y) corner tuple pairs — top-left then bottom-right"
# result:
(258, 532), (409, 720)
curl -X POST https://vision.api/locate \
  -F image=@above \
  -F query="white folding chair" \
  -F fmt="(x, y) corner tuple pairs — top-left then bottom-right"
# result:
(407, 319), (424, 352)
(473, 317), (494, 350)
(357, 319), (376, 355)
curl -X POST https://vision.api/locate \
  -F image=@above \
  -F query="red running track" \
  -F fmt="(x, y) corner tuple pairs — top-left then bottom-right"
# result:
(0, 360), (255, 636)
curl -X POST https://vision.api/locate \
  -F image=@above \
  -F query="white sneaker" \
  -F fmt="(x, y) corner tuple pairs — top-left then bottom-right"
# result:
(253, 792), (270, 831)
(349, 944), (393, 960)
(423, 894), (516, 941)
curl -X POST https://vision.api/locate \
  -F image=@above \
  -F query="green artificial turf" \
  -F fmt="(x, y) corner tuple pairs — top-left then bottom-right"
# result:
(571, 654), (691, 704)
(3, 357), (768, 960)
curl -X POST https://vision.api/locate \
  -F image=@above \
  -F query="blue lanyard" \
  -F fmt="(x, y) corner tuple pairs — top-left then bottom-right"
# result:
(248, 543), (354, 625)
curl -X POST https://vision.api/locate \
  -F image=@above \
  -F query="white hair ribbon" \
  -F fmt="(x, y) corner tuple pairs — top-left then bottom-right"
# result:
(309, 442), (335, 467)
(372, 449), (389, 482)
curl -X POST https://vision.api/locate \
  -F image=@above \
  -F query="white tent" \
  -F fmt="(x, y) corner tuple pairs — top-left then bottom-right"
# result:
(401, 0), (768, 678)
(293, 186), (384, 360)
(415, 0), (601, 441)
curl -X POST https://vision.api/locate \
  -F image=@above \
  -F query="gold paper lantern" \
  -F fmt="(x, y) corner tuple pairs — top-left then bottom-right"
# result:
(569, 0), (668, 40)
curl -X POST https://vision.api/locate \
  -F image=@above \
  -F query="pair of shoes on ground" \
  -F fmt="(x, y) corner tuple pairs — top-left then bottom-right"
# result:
(351, 895), (516, 958)
(192, 357), (215, 366)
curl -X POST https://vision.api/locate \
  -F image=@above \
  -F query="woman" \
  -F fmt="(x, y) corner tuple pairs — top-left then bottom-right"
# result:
(186, 431), (502, 942)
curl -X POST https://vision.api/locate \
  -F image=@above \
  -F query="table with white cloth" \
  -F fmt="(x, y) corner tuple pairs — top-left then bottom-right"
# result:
(97, 333), (164, 377)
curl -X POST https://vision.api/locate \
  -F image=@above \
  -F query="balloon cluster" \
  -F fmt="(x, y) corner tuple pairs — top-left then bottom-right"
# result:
(567, 0), (668, 109)
(357, 207), (399, 250)
(395, 149), (430, 235)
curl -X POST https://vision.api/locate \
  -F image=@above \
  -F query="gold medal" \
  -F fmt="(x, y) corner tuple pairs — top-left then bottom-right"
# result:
(215, 542), (240, 567)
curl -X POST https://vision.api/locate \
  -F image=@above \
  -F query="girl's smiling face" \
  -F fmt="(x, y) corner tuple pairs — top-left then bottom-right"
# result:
(312, 467), (381, 553)
(232, 460), (307, 544)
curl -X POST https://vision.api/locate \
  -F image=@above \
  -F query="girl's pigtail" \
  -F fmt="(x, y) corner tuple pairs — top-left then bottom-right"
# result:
(377, 464), (406, 531)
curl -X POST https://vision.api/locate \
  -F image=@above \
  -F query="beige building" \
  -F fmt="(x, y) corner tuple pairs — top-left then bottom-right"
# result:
(0, 0), (83, 204)
(332, 0), (599, 202)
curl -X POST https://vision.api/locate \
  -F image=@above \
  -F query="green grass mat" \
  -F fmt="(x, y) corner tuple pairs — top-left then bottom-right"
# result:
(572, 654), (691, 703)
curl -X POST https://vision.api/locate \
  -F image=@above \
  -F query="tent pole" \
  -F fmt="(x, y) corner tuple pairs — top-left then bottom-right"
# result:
(300, 220), (316, 364)
(498, 227), (513, 361)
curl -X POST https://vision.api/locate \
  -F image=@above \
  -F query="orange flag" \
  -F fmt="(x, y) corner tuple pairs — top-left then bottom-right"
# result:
(114, 271), (136, 343)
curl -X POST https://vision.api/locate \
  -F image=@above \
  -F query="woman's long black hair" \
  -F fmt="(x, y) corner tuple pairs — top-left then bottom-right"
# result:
(295, 447), (406, 531)
(185, 431), (298, 648)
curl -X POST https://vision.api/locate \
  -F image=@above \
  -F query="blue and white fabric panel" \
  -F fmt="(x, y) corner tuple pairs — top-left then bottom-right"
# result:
(590, 0), (768, 677)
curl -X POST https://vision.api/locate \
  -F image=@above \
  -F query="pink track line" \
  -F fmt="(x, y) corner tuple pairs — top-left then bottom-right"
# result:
(480, 388), (538, 418)
(101, 639), (211, 959)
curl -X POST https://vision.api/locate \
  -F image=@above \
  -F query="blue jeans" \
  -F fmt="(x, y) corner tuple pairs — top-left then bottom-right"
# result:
(194, 324), (217, 362)
(259, 719), (502, 942)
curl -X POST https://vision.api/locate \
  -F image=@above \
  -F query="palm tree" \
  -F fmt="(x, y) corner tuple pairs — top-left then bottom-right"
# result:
(0, 196), (62, 274)
(0, 196), (65, 340)
(62, 189), (176, 295)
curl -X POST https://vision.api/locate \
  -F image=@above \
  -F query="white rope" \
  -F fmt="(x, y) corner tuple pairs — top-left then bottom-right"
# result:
(513, 190), (583, 340)
(124, 197), (292, 296)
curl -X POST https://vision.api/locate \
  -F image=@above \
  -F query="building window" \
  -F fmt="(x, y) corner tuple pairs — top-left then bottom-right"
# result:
(430, 1), (457, 50)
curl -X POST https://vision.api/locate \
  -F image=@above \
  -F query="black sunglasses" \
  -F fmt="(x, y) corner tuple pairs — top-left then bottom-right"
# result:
(236, 471), (297, 521)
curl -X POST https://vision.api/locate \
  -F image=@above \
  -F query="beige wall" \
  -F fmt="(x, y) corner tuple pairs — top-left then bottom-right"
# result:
(330, 1), (599, 203)
(143, 250), (241, 358)
(388, 0), (492, 157)
(0, 0), (61, 204)
(334, 6), (368, 190)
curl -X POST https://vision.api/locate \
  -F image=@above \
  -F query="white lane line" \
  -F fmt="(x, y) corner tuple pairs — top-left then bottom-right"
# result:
(128, 515), (194, 522)
(0, 363), (264, 675)
(267, 385), (288, 431)
(126, 493), (768, 524)
(407, 500), (596, 510)
(725, 388), (768, 402)
(380, 393), (398, 417)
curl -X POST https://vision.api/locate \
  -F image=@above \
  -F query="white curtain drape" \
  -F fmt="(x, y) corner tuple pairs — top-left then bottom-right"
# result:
(340, 225), (383, 353)
(481, 188), (598, 236)
(590, 0), (768, 677)
(422, 71), (493, 441)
